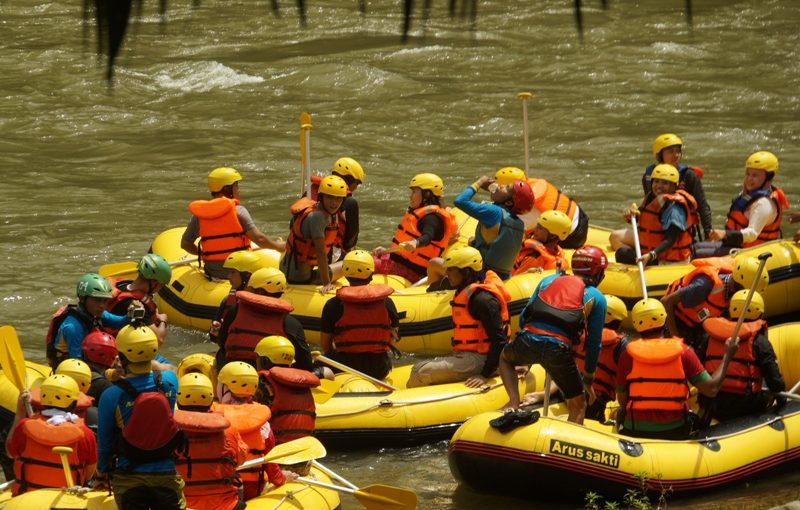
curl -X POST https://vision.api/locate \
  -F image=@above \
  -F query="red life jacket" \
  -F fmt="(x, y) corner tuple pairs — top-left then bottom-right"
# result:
(224, 291), (293, 364)
(625, 338), (689, 418)
(724, 185), (789, 248)
(574, 328), (621, 400)
(703, 317), (766, 395)
(451, 271), (510, 354)
(665, 258), (732, 328)
(261, 367), (319, 444)
(522, 275), (587, 346)
(210, 402), (271, 485)
(45, 304), (94, 366)
(104, 279), (158, 333)
(29, 389), (94, 419)
(286, 197), (343, 266)
(637, 190), (697, 262)
(391, 205), (457, 273)
(333, 285), (394, 354)
(512, 239), (567, 275)
(188, 197), (250, 262)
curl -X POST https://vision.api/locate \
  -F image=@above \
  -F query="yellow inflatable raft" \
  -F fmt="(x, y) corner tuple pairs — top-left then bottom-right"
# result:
(448, 322), (800, 500)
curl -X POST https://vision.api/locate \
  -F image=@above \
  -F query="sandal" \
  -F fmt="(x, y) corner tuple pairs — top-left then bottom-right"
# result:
(490, 409), (541, 433)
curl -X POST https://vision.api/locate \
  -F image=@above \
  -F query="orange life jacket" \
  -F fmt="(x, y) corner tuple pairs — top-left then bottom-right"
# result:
(224, 291), (293, 364)
(210, 402), (271, 485)
(12, 417), (89, 495)
(574, 328), (621, 400)
(724, 185), (789, 248)
(260, 367), (319, 444)
(637, 190), (697, 262)
(174, 409), (241, 499)
(529, 178), (579, 221)
(512, 238), (568, 275)
(188, 197), (250, 262)
(451, 271), (510, 354)
(391, 205), (457, 273)
(29, 389), (94, 418)
(625, 338), (689, 418)
(286, 197), (343, 266)
(702, 317), (766, 395)
(333, 285), (394, 354)
(665, 259), (732, 328)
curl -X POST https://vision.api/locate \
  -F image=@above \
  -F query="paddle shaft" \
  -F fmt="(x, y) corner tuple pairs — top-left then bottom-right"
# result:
(517, 92), (532, 177)
(0, 479), (14, 491)
(315, 354), (398, 391)
(629, 208), (649, 300)
(53, 447), (75, 487)
(541, 372), (552, 417)
(312, 460), (358, 489)
(730, 252), (771, 345)
(296, 477), (412, 508)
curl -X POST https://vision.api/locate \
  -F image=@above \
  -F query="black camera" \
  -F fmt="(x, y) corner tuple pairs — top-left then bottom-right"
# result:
(131, 306), (146, 320)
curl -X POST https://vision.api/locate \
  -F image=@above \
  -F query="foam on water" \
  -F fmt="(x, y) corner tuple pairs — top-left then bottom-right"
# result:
(151, 61), (264, 93)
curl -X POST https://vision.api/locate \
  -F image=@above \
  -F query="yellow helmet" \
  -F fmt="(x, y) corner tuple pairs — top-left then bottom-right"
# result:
(208, 167), (242, 193)
(318, 175), (348, 198)
(630, 298), (667, 333)
(443, 246), (483, 271)
(332, 157), (365, 183)
(254, 335), (296, 366)
(652, 133), (683, 159)
(116, 325), (159, 363)
(732, 256), (769, 293)
(177, 353), (217, 388)
(494, 167), (526, 186)
(729, 290), (765, 321)
(223, 250), (263, 274)
(56, 359), (91, 393)
(745, 151), (778, 174)
(218, 361), (259, 397)
(537, 210), (572, 241)
(248, 267), (287, 294)
(409, 173), (444, 197)
(177, 373), (215, 407)
(651, 164), (679, 184)
(39, 374), (80, 409)
(342, 249), (375, 279)
(604, 295), (628, 324)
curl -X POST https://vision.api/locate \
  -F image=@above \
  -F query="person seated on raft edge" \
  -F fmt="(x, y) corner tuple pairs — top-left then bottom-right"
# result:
(645, 133), (712, 242)
(512, 210), (572, 275)
(609, 163), (698, 266)
(309, 157), (366, 259)
(453, 173), (533, 281)
(319, 250), (400, 381)
(281, 174), (349, 295)
(181, 166), (285, 280)
(698, 290), (786, 424)
(615, 298), (738, 440)
(406, 246), (510, 389)
(695, 150), (789, 258)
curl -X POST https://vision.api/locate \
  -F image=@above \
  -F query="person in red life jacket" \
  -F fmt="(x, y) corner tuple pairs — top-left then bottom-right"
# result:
(661, 256), (768, 353)
(174, 372), (248, 510)
(212, 361), (296, 500)
(499, 245), (608, 425)
(94, 325), (185, 510)
(254, 336), (320, 445)
(81, 330), (118, 405)
(407, 246), (510, 388)
(610, 164), (698, 265)
(47, 273), (130, 369)
(512, 210), (572, 275)
(372, 173), (457, 285)
(699, 290), (785, 422)
(616, 298), (738, 439)
(282, 174), (348, 294)
(181, 166), (285, 280)
(493, 166), (590, 249)
(697, 151), (789, 257)
(320, 250), (399, 380)
(453, 174), (532, 280)
(106, 254), (172, 343)
(6, 375), (97, 495)
(644, 134), (712, 241)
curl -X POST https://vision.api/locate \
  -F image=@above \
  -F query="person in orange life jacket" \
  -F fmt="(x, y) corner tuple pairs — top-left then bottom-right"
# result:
(254, 336), (320, 446)
(661, 256), (768, 353)
(615, 298), (738, 439)
(174, 373), (249, 510)
(499, 245), (608, 424)
(81, 330), (118, 406)
(48, 273), (130, 369)
(5, 375), (97, 495)
(696, 151), (789, 257)
(512, 210), (572, 275)
(610, 164), (697, 265)
(94, 325), (185, 510)
(406, 246), (510, 389)
(698, 290), (785, 423)
(181, 166), (285, 280)
(320, 250), (400, 381)
(644, 134), (712, 241)
(282, 175), (348, 295)
(493, 166), (590, 250)
(373, 173), (456, 285)
(212, 362), (296, 500)
(453, 174), (532, 280)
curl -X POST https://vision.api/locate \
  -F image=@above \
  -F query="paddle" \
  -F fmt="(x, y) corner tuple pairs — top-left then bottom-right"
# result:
(313, 352), (398, 391)
(297, 477), (417, 510)
(628, 203), (649, 300)
(99, 257), (194, 280)
(0, 479), (14, 491)
(52, 446), (75, 487)
(312, 460), (357, 489)
(0, 325), (33, 416)
(517, 92), (533, 178)
(299, 112), (312, 197)
(236, 436), (326, 471)
(312, 378), (343, 404)
(730, 252), (771, 346)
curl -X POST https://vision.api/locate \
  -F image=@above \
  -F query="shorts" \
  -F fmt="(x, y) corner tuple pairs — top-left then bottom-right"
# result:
(503, 333), (584, 399)
(112, 472), (186, 510)
(329, 351), (393, 381)
(373, 254), (424, 283)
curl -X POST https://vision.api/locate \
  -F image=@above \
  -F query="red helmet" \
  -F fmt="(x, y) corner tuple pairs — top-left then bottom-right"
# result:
(82, 330), (118, 368)
(571, 245), (608, 276)
(511, 180), (534, 215)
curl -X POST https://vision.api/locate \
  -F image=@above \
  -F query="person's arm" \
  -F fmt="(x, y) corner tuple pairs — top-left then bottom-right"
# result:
(238, 206), (285, 252)
(95, 387), (119, 475)
(754, 332), (785, 393)
(341, 197), (359, 251)
(285, 316), (314, 372)
(180, 216), (200, 255)
(465, 292), (506, 387)
(5, 391), (31, 457)
(100, 310), (130, 332)
(319, 299), (340, 356)
(660, 291), (683, 338)
(386, 297), (400, 344)
(693, 340), (738, 397)
(683, 170), (713, 236)
(581, 289), (606, 376)
(454, 184), (504, 228)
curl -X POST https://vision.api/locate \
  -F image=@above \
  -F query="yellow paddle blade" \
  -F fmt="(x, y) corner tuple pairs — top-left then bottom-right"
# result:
(0, 325), (28, 392)
(312, 378), (342, 404)
(237, 435), (326, 471)
(98, 261), (138, 279)
(354, 484), (417, 510)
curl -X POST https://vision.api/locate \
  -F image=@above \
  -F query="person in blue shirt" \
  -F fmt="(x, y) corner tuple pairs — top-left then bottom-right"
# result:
(498, 245), (608, 425)
(453, 174), (534, 280)
(94, 325), (184, 510)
